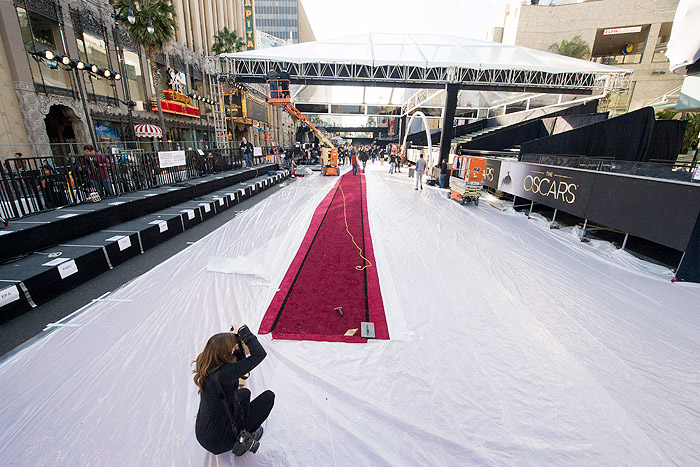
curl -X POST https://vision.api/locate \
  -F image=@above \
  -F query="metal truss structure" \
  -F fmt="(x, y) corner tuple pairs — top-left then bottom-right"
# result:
(211, 57), (633, 96)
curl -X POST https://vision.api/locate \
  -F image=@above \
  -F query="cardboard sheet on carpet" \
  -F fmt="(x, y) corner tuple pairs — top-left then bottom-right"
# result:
(259, 172), (389, 342)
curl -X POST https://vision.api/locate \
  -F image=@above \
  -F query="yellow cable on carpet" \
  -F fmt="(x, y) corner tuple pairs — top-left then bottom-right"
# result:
(339, 183), (372, 271)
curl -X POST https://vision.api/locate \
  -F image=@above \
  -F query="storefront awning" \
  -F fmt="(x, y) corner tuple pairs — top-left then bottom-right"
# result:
(134, 124), (162, 138)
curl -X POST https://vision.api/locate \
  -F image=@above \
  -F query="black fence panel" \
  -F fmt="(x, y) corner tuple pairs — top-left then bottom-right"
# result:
(0, 146), (275, 221)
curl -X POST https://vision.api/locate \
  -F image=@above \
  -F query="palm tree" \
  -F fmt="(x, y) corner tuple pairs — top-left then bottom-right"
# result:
(211, 27), (245, 55)
(549, 35), (591, 60)
(114, 0), (177, 142)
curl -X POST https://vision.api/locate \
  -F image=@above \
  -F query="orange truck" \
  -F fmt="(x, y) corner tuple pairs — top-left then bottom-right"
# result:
(449, 155), (486, 206)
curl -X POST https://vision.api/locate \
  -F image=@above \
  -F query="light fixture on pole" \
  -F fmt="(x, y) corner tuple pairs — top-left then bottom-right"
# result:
(70, 59), (85, 70)
(55, 54), (71, 65)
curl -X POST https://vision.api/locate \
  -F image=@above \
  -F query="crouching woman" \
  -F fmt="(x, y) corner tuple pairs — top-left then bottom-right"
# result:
(193, 324), (275, 455)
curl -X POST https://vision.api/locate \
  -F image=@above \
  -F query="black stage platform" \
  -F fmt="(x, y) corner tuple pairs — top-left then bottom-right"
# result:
(0, 166), (289, 323)
(0, 164), (278, 263)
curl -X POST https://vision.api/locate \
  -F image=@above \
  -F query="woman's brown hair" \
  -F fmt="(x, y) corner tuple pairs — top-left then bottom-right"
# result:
(192, 332), (239, 394)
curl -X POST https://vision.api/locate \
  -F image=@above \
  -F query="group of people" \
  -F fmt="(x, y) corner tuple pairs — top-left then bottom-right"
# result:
(1, 145), (114, 211)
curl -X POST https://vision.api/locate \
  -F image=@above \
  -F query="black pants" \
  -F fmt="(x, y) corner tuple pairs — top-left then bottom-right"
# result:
(239, 388), (275, 432)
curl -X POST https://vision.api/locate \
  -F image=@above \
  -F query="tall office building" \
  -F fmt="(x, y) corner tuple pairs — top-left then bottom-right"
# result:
(254, 0), (316, 44)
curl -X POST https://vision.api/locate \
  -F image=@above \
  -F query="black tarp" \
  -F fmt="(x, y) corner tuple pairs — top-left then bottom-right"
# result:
(520, 107), (657, 161)
(647, 119), (687, 162)
(459, 114), (608, 152)
(550, 114), (609, 134)
(488, 100), (599, 129)
(406, 101), (599, 147)
(461, 119), (550, 151)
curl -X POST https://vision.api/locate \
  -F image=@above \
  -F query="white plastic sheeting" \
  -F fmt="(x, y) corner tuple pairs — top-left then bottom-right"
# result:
(1, 163), (699, 465)
(666, 0), (700, 74)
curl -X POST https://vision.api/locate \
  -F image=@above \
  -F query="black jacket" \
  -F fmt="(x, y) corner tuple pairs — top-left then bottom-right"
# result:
(195, 326), (266, 454)
(240, 141), (253, 155)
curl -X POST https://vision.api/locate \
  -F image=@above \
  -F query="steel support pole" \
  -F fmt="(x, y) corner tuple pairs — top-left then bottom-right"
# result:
(74, 68), (98, 149)
(621, 232), (629, 250)
(439, 83), (459, 165)
(113, 25), (135, 146)
(399, 115), (407, 144)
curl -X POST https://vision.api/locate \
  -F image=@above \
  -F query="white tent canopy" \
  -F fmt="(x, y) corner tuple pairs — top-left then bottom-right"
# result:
(215, 33), (632, 115)
(222, 33), (630, 74)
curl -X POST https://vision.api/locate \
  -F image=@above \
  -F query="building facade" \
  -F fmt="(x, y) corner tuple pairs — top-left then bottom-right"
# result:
(0, 0), (316, 160)
(491, 0), (684, 115)
(254, 0), (315, 44)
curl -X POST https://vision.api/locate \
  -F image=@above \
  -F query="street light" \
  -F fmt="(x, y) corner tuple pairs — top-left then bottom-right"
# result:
(114, 3), (154, 35)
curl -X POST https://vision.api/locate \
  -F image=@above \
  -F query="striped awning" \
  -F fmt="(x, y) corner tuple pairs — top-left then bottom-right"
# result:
(134, 124), (162, 138)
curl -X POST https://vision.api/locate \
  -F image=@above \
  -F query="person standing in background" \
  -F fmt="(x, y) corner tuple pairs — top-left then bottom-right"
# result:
(440, 159), (449, 188)
(241, 137), (253, 168)
(415, 153), (427, 190)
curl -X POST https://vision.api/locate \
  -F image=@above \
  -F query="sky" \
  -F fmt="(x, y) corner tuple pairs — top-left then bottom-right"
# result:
(299, 0), (513, 42)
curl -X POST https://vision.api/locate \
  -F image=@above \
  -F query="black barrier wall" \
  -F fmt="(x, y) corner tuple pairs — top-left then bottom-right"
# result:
(480, 158), (700, 280)
(520, 107), (662, 162)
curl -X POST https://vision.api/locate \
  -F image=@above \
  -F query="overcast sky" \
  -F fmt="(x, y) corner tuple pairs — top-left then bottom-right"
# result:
(299, 0), (513, 42)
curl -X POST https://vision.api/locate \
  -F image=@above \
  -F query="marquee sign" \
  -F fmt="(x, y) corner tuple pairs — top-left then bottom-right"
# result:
(243, 0), (256, 50)
(150, 90), (200, 118)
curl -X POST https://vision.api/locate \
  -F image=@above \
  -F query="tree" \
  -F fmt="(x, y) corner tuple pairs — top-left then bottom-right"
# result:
(211, 27), (245, 55)
(656, 110), (700, 154)
(114, 0), (177, 142)
(549, 35), (591, 60)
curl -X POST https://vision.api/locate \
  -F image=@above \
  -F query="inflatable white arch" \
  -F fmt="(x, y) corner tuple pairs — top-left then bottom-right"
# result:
(401, 111), (434, 168)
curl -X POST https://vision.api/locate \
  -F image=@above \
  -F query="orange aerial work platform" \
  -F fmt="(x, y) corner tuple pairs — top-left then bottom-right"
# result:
(266, 78), (338, 176)
(448, 155), (485, 206)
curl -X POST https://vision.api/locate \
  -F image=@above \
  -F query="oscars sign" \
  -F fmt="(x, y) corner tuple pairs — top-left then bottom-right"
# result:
(497, 161), (595, 218)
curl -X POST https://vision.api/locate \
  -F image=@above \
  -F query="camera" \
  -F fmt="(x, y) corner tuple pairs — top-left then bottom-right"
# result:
(231, 429), (259, 456)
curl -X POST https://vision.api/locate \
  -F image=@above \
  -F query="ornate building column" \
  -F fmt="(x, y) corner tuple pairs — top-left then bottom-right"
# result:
(173, 0), (187, 45)
(190, 0), (204, 55)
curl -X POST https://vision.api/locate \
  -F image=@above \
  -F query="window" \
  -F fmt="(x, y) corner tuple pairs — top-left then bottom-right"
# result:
(591, 25), (650, 66)
(77, 33), (114, 97)
(17, 7), (73, 89)
(123, 50), (146, 110)
(652, 22), (673, 63)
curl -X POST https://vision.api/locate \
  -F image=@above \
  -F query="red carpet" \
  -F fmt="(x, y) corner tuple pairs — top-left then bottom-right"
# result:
(259, 172), (389, 342)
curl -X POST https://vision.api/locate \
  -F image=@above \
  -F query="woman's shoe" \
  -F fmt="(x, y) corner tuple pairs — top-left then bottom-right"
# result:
(253, 426), (264, 441)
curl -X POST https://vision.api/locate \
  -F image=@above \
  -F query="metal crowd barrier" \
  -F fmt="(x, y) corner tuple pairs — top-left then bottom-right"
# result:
(0, 147), (262, 220)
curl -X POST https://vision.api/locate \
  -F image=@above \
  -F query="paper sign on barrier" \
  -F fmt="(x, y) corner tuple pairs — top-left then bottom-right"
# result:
(118, 236), (131, 251)
(0, 285), (20, 307)
(58, 260), (78, 279)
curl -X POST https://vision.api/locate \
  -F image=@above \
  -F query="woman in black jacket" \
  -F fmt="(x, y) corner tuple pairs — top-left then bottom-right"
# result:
(193, 324), (275, 455)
